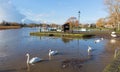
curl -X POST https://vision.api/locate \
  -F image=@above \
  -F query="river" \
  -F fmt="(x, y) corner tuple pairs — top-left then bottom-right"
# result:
(0, 27), (119, 72)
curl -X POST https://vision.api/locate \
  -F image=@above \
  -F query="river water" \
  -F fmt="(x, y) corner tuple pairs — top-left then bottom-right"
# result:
(0, 27), (119, 72)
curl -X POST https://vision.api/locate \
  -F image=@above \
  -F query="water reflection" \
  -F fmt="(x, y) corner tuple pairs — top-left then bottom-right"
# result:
(105, 38), (120, 53)
(27, 64), (30, 72)
(110, 39), (116, 44)
(61, 37), (73, 43)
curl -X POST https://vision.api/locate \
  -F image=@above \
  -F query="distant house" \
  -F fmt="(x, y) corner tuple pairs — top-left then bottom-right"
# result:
(62, 23), (70, 32)
(104, 24), (114, 28)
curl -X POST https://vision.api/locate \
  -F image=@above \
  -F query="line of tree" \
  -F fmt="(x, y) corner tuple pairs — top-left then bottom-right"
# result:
(0, 20), (61, 28)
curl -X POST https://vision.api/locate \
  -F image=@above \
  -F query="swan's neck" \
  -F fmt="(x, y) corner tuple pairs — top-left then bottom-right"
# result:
(27, 54), (30, 64)
(49, 50), (52, 52)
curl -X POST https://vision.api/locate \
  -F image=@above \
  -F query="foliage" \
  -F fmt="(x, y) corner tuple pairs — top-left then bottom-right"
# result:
(104, 0), (120, 30)
(96, 18), (105, 28)
(0, 21), (61, 28)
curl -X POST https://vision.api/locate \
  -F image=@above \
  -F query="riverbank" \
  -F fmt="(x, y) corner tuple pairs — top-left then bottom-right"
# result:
(30, 32), (95, 38)
(30, 30), (120, 39)
(0, 26), (21, 29)
(103, 51), (120, 72)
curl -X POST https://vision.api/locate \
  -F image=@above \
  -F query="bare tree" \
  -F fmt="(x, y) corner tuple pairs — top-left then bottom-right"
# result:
(104, 0), (120, 30)
(66, 17), (78, 32)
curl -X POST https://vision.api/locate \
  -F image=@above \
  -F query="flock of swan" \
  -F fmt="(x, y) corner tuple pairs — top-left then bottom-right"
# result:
(26, 38), (105, 65)
(26, 49), (58, 65)
(26, 31), (117, 65)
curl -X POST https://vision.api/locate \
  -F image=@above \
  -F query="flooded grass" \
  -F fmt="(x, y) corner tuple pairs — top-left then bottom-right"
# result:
(30, 32), (95, 38)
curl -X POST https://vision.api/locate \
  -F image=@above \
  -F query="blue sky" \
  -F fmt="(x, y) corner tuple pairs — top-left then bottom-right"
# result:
(0, 0), (108, 24)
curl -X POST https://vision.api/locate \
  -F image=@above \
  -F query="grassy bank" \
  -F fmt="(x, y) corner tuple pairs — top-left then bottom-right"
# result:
(103, 51), (120, 72)
(30, 32), (95, 38)
(0, 26), (21, 29)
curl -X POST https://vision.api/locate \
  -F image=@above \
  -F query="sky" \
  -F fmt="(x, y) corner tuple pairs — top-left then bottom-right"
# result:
(0, 0), (108, 24)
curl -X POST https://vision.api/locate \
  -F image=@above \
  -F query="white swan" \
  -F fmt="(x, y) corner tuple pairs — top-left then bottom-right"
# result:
(88, 46), (92, 52)
(111, 34), (117, 37)
(49, 49), (58, 56)
(94, 37), (104, 43)
(111, 31), (117, 37)
(112, 31), (116, 34)
(94, 39), (101, 43)
(88, 46), (92, 55)
(26, 53), (42, 64)
(101, 37), (104, 40)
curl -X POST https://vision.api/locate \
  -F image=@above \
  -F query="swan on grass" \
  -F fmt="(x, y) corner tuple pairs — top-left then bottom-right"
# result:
(111, 31), (117, 37)
(49, 49), (58, 56)
(26, 53), (42, 64)
(111, 34), (117, 37)
(112, 31), (116, 34)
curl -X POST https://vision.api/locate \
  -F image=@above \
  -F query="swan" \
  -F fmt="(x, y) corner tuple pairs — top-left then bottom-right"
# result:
(111, 31), (117, 37)
(26, 53), (42, 64)
(111, 33), (117, 37)
(112, 31), (116, 34)
(88, 46), (92, 55)
(101, 37), (104, 40)
(94, 37), (104, 43)
(88, 46), (92, 52)
(94, 39), (101, 43)
(49, 49), (58, 56)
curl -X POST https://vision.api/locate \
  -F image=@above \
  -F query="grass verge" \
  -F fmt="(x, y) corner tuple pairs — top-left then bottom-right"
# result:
(103, 51), (120, 72)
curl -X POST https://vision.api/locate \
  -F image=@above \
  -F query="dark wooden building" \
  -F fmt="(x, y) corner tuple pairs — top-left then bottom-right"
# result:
(62, 23), (70, 32)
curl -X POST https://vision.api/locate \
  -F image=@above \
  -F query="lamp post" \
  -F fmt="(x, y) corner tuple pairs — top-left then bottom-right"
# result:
(78, 11), (80, 23)
(77, 11), (80, 57)
(78, 11), (80, 32)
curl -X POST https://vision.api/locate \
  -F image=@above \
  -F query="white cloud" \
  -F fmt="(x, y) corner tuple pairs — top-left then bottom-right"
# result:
(0, 0), (56, 24)
(21, 9), (55, 24)
(0, 0), (25, 23)
(22, 12), (43, 23)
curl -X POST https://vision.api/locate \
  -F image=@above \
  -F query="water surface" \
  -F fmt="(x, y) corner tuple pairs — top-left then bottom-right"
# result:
(0, 28), (119, 72)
